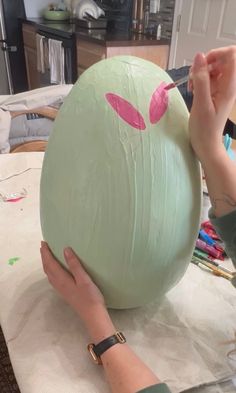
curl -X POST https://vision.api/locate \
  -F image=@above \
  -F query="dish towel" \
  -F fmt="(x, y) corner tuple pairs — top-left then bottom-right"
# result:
(43, 39), (50, 71)
(48, 39), (65, 85)
(36, 34), (45, 73)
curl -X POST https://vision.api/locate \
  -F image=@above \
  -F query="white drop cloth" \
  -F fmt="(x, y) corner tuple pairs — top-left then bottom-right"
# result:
(0, 152), (235, 393)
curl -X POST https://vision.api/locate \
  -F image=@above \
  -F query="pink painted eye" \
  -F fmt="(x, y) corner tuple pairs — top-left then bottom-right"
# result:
(149, 82), (168, 124)
(105, 93), (146, 131)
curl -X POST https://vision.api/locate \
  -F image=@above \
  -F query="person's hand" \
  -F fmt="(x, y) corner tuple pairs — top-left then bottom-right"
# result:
(189, 46), (236, 165)
(40, 242), (115, 342)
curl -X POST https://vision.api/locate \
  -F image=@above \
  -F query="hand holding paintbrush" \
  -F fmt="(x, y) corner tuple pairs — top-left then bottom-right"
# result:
(188, 47), (236, 221)
(165, 60), (223, 91)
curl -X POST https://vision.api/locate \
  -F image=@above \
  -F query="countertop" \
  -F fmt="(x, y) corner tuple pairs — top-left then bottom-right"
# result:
(22, 18), (170, 47)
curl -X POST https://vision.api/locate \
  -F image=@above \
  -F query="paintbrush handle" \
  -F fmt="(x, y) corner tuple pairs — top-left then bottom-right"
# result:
(173, 74), (189, 88)
(192, 256), (233, 280)
(165, 63), (217, 90)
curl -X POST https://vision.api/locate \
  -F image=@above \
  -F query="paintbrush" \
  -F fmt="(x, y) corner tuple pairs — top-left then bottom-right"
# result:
(165, 62), (218, 91)
(164, 74), (190, 91)
(193, 250), (233, 275)
(191, 256), (234, 281)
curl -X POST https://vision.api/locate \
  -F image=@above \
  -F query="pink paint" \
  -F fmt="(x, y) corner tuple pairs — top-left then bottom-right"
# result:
(164, 82), (176, 91)
(6, 197), (24, 203)
(105, 93), (146, 131)
(149, 82), (169, 124)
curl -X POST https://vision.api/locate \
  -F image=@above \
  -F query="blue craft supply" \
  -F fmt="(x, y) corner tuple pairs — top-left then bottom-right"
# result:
(223, 134), (235, 161)
(199, 229), (215, 246)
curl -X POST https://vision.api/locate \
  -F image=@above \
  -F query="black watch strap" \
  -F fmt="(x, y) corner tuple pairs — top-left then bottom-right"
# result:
(88, 331), (126, 365)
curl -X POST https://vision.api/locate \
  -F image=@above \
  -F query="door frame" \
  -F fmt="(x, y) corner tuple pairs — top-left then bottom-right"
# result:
(168, 0), (183, 69)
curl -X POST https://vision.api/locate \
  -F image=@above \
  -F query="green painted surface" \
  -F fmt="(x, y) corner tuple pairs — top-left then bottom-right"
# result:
(40, 56), (201, 309)
(8, 257), (20, 266)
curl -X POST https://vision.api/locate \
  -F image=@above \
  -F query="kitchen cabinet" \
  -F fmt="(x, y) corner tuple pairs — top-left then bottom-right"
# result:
(21, 19), (170, 88)
(106, 45), (169, 68)
(76, 36), (169, 76)
(22, 23), (40, 90)
(76, 40), (106, 75)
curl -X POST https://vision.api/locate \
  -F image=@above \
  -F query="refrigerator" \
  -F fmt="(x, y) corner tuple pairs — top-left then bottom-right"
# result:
(0, 0), (28, 94)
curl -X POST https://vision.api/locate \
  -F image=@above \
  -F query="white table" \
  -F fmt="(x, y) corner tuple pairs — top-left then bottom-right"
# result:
(0, 152), (236, 393)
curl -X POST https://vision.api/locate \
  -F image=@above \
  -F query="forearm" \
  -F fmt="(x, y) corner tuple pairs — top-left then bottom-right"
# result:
(101, 344), (160, 393)
(200, 147), (236, 217)
(85, 309), (160, 393)
(188, 47), (236, 219)
(41, 245), (164, 392)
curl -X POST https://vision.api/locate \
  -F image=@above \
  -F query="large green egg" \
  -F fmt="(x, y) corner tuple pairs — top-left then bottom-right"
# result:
(40, 56), (201, 309)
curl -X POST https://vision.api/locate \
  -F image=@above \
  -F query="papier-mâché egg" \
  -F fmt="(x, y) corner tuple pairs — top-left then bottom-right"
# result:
(40, 56), (201, 309)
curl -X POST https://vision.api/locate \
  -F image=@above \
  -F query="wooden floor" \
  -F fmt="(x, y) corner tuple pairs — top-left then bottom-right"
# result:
(0, 326), (20, 393)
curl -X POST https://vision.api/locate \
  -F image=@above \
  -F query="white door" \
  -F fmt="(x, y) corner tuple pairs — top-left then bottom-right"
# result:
(169, 0), (236, 68)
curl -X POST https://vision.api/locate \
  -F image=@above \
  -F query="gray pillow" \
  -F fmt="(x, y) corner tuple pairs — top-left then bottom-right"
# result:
(9, 113), (54, 148)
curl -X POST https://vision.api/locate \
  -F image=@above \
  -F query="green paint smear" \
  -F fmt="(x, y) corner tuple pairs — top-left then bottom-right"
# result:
(8, 257), (20, 266)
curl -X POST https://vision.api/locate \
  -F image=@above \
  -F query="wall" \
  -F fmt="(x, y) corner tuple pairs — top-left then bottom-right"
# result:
(145, 0), (175, 39)
(24, 0), (58, 17)
(159, 0), (175, 39)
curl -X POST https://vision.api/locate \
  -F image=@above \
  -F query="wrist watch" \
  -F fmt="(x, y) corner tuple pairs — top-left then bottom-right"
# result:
(87, 331), (126, 365)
